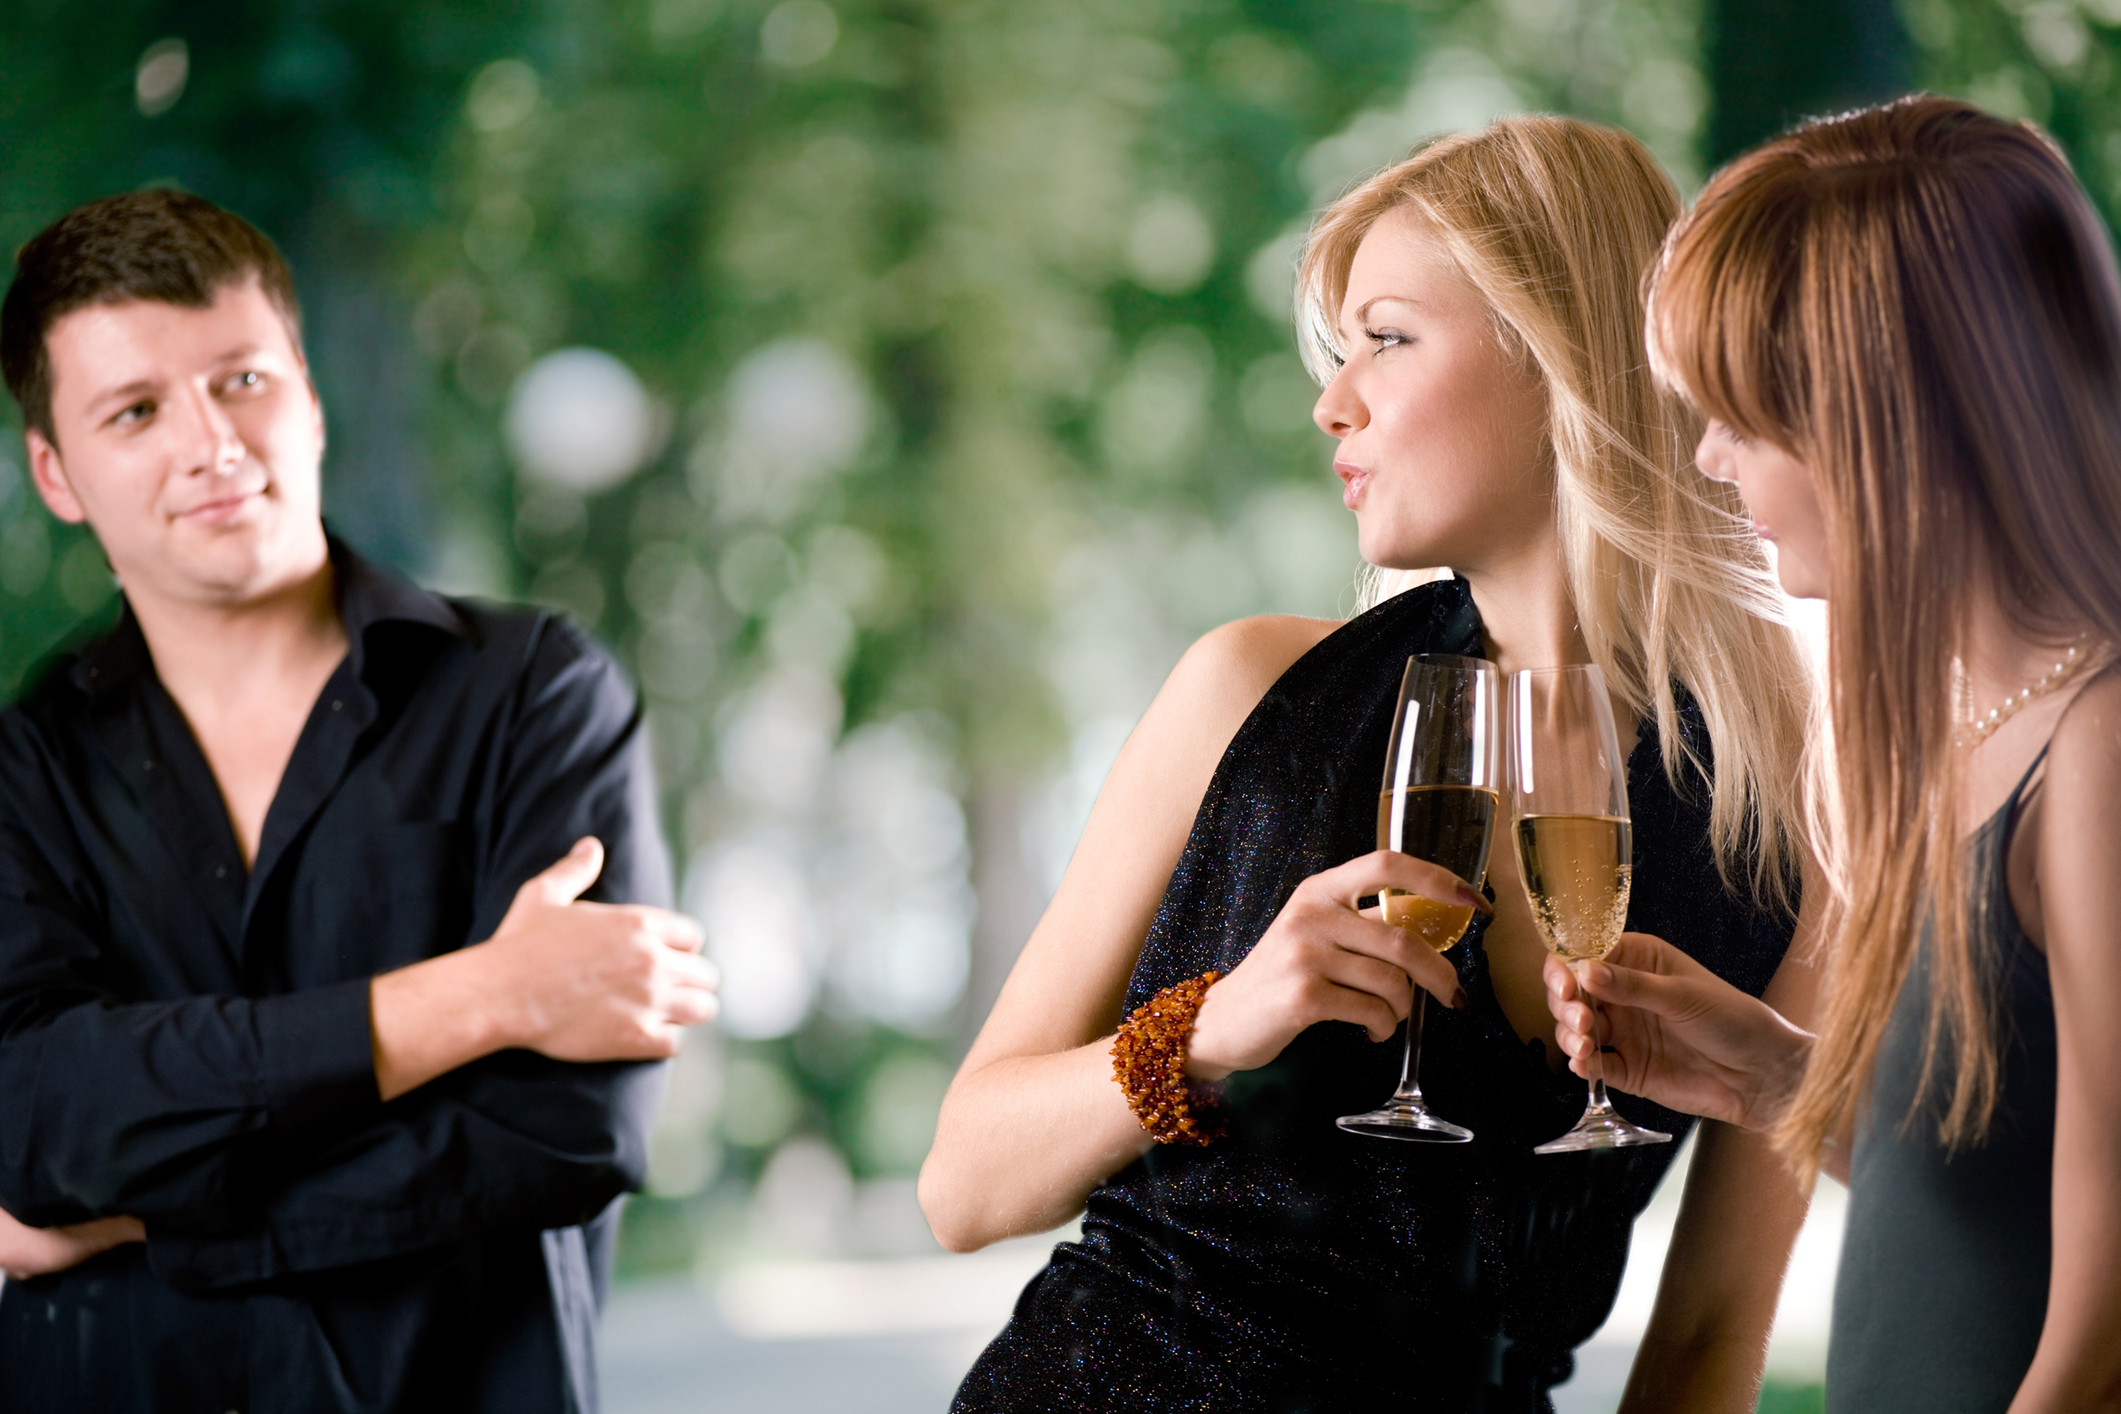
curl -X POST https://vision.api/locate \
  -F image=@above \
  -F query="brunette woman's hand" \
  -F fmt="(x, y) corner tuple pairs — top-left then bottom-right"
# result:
(1185, 850), (1483, 1082)
(0, 1206), (145, 1281)
(1544, 933), (1812, 1132)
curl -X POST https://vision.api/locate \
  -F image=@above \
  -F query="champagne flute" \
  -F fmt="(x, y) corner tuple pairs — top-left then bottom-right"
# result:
(1336, 653), (1502, 1143)
(1507, 664), (1671, 1153)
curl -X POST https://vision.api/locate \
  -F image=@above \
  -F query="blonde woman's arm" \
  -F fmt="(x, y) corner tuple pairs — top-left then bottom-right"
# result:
(2008, 677), (2121, 1413)
(918, 615), (1472, 1252)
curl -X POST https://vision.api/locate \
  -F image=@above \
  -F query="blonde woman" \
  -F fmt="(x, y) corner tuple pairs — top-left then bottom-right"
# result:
(922, 116), (1817, 1410)
(1550, 96), (2121, 1410)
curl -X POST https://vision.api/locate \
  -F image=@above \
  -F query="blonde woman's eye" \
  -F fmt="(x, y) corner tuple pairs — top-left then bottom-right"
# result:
(1364, 327), (1408, 350)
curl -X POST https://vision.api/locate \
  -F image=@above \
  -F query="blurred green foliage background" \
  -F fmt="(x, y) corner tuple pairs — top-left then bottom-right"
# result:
(0, 0), (2111, 1315)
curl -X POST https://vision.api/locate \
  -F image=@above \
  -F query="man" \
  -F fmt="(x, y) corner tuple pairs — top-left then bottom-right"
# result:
(0, 189), (717, 1411)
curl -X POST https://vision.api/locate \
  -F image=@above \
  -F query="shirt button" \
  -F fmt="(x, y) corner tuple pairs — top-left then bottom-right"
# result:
(214, 865), (227, 880)
(141, 760), (154, 772)
(331, 699), (344, 711)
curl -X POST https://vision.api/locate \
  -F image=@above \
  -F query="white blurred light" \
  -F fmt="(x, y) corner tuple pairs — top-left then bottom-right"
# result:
(711, 339), (870, 522)
(820, 721), (974, 1028)
(765, 588), (856, 677)
(1245, 225), (1306, 326)
(838, 902), (972, 1029)
(761, 1), (840, 68)
(135, 39), (188, 118)
(467, 59), (541, 132)
(752, 1136), (853, 1257)
(505, 348), (658, 493)
(1299, 49), (1524, 202)
(687, 839), (818, 1039)
(1128, 194), (1216, 295)
(1099, 327), (1214, 477)
(717, 669), (843, 810)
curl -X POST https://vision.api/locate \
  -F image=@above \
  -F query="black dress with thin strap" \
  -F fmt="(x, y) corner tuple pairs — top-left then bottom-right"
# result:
(953, 580), (1797, 1412)
(1827, 749), (2060, 1412)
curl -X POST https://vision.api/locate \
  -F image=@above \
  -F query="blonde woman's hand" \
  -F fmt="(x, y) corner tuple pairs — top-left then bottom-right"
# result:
(1545, 932), (1811, 1132)
(1184, 850), (1482, 1082)
(0, 1206), (144, 1281)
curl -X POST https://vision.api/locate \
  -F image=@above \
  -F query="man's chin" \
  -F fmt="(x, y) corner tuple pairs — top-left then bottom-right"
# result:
(128, 523), (329, 609)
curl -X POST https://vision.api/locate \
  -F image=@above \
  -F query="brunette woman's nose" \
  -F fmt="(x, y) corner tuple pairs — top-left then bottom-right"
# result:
(1694, 426), (1733, 483)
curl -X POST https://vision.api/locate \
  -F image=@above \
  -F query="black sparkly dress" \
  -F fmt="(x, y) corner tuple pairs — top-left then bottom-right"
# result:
(952, 580), (1797, 1413)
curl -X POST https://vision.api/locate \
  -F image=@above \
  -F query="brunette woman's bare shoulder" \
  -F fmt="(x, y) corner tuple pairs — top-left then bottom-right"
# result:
(2034, 669), (2121, 933)
(2048, 668), (2121, 780)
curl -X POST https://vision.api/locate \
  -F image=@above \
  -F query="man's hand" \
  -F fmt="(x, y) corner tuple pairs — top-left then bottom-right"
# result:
(480, 837), (720, 1061)
(1544, 932), (1810, 1132)
(371, 838), (719, 1101)
(0, 1207), (144, 1281)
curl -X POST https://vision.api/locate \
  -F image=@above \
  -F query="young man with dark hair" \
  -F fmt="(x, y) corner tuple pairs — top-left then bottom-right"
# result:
(0, 189), (718, 1412)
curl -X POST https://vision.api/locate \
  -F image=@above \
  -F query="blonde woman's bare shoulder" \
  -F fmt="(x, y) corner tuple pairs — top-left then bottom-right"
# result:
(1163, 614), (1344, 725)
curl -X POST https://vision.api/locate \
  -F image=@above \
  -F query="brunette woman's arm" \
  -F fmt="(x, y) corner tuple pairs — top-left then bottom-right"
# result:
(918, 615), (1470, 1252)
(1614, 887), (1829, 1412)
(2008, 675), (2121, 1412)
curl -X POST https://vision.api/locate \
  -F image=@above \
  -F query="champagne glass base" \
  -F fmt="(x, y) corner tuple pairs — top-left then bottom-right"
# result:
(1335, 1102), (1474, 1144)
(1532, 1111), (1671, 1154)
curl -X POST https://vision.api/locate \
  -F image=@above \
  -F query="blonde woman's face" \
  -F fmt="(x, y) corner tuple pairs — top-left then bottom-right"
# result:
(1312, 209), (1552, 575)
(1694, 421), (1829, 599)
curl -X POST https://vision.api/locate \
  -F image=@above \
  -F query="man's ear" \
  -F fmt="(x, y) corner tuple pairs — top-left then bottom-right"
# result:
(25, 429), (87, 525)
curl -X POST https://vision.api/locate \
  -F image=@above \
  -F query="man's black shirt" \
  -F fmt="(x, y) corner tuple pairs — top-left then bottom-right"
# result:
(0, 541), (670, 1413)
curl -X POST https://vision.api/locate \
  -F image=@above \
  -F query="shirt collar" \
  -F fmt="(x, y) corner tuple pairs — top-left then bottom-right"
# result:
(68, 533), (468, 704)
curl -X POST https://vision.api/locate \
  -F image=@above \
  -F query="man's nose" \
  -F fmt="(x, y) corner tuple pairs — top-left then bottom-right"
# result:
(175, 382), (244, 475)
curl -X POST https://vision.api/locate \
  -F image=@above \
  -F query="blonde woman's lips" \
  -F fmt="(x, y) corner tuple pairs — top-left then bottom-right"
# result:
(1335, 461), (1369, 509)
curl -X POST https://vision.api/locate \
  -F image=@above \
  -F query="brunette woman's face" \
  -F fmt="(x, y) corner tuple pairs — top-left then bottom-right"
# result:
(1695, 421), (1830, 599)
(1312, 209), (1553, 574)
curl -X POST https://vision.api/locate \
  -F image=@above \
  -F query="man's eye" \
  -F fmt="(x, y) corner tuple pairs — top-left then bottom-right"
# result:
(223, 370), (265, 394)
(111, 401), (154, 427)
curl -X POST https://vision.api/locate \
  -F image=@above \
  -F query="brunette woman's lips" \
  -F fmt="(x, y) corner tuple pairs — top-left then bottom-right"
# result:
(1335, 462), (1369, 509)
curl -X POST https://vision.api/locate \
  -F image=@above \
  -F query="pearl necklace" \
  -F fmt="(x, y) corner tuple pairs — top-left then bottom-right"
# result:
(1960, 641), (2099, 745)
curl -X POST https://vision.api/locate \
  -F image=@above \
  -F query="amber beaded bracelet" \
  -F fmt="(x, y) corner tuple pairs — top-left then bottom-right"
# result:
(1112, 971), (1225, 1147)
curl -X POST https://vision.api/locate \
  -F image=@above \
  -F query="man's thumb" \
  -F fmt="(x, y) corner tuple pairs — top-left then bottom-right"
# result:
(533, 837), (605, 905)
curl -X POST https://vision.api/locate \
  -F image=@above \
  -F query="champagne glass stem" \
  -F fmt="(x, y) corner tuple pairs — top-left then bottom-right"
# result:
(1393, 991), (1430, 1100)
(1581, 992), (1616, 1117)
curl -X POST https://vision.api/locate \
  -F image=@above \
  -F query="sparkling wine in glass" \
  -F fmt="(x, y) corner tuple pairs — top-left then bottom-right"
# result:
(1336, 653), (1502, 1143)
(1508, 664), (1671, 1154)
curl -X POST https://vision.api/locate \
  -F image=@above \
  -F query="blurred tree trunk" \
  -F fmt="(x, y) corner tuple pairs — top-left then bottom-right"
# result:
(1706, 0), (1912, 165)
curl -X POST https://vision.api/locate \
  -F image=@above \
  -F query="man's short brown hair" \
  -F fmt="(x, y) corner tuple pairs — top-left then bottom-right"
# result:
(0, 189), (302, 442)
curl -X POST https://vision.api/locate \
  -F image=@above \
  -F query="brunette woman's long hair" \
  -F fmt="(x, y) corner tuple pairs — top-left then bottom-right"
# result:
(1648, 95), (2121, 1164)
(1297, 117), (1814, 911)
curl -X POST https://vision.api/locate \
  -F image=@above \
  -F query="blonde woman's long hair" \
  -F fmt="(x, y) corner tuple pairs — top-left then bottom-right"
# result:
(1296, 115), (1814, 910)
(1649, 96), (2121, 1166)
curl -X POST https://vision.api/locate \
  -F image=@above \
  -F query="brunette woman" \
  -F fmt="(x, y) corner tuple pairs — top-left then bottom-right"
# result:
(1550, 95), (2121, 1411)
(923, 115), (1820, 1411)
